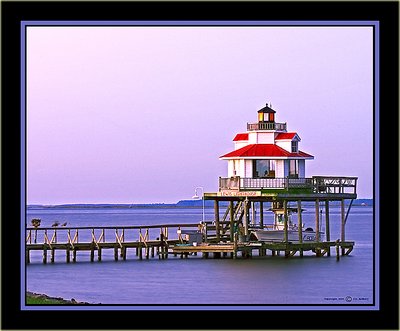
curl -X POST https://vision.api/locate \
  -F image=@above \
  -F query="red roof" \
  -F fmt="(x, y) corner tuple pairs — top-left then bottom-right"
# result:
(275, 132), (298, 140)
(233, 133), (249, 141)
(220, 144), (313, 159)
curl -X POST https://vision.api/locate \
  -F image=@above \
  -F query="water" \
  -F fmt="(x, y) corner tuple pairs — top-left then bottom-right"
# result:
(25, 206), (374, 306)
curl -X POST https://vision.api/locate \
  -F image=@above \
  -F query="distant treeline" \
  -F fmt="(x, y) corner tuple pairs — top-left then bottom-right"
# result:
(27, 198), (373, 209)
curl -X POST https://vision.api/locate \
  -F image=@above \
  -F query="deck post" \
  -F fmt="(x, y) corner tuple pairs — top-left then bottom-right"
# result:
(214, 200), (220, 242)
(229, 201), (234, 242)
(244, 198), (249, 237)
(66, 247), (70, 263)
(259, 201), (264, 228)
(341, 199), (346, 255)
(283, 200), (288, 243)
(297, 200), (303, 257)
(72, 248), (77, 263)
(325, 200), (331, 256)
(98, 248), (102, 261)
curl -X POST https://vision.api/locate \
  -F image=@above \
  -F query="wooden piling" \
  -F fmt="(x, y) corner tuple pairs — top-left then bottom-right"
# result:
(214, 200), (220, 241)
(325, 200), (330, 256)
(98, 248), (102, 261)
(259, 201), (264, 228)
(51, 248), (55, 263)
(251, 201), (256, 225)
(72, 248), (77, 263)
(43, 248), (47, 264)
(66, 247), (70, 263)
(315, 199), (320, 242)
(297, 200), (303, 257)
(341, 199), (346, 255)
(244, 198), (249, 237)
(283, 200), (288, 243)
(229, 201), (234, 242)
(114, 246), (119, 261)
(336, 240), (340, 261)
(139, 244), (143, 260)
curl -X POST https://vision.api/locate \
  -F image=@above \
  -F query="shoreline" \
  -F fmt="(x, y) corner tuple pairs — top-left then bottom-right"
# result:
(26, 291), (91, 305)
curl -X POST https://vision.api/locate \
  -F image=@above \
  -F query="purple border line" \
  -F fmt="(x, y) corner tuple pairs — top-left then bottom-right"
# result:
(374, 22), (380, 310)
(21, 23), (27, 311)
(21, 20), (378, 27)
(21, 20), (379, 311)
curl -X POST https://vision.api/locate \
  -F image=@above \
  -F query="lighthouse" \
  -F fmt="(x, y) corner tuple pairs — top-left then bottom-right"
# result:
(220, 103), (314, 182)
(202, 101), (357, 258)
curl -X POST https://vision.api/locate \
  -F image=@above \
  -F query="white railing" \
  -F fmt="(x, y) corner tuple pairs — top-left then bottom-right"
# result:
(219, 176), (357, 194)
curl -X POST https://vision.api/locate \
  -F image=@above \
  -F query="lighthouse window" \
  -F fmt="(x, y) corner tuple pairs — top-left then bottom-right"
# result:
(291, 141), (298, 153)
(289, 160), (299, 178)
(253, 160), (276, 178)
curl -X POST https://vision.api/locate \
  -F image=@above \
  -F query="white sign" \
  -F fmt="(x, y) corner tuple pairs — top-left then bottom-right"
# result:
(219, 190), (261, 197)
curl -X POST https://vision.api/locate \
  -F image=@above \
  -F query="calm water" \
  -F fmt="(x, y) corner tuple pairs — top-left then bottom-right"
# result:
(25, 206), (375, 307)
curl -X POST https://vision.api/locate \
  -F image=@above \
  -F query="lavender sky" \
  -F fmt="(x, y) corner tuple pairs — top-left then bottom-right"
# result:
(26, 25), (374, 204)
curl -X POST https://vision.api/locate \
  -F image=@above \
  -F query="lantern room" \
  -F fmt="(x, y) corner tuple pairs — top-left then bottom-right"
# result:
(258, 103), (276, 123)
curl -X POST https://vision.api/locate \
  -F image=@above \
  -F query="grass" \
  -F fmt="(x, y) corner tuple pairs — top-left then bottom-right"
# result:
(26, 295), (69, 305)
(26, 292), (88, 305)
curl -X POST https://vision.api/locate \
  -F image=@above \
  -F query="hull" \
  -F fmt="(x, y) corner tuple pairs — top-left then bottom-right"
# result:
(252, 229), (325, 242)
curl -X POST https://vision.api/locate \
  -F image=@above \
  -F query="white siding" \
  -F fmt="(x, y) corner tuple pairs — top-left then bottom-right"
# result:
(248, 132), (275, 144)
(275, 160), (285, 178)
(245, 160), (253, 177)
(234, 141), (249, 150)
(275, 140), (292, 152)
(238, 159), (246, 177)
(256, 132), (275, 144)
(228, 160), (234, 177)
(248, 132), (258, 144)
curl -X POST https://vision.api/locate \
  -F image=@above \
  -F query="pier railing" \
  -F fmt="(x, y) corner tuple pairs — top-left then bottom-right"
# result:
(219, 176), (357, 194)
(311, 176), (357, 194)
(247, 122), (287, 131)
(25, 223), (206, 246)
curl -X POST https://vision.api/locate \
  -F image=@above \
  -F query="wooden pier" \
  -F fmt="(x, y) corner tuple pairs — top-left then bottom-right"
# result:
(26, 217), (354, 264)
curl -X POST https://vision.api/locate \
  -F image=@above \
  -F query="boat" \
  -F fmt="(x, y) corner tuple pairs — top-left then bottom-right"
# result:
(250, 207), (325, 242)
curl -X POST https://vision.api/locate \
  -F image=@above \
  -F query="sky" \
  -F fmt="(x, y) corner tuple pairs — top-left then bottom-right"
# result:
(26, 25), (374, 204)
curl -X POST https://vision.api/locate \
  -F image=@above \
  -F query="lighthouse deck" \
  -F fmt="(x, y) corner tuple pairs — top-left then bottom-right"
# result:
(218, 175), (357, 197)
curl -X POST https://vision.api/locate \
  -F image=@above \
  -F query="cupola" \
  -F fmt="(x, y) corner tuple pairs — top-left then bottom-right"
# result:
(257, 103), (276, 123)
